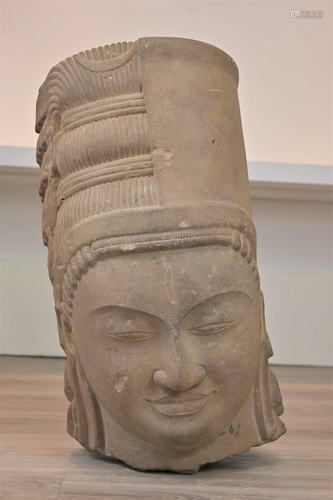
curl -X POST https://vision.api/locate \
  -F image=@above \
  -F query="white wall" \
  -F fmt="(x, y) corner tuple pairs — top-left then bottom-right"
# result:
(1, 168), (332, 365)
(1, 0), (332, 165)
(252, 199), (332, 366)
(0, 1), (332, 364)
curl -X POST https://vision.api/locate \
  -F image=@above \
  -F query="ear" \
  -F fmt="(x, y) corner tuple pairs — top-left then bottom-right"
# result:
(54, 283), (76, 356)
(253, 290), (286, 442)
(259, 290), (273, 358)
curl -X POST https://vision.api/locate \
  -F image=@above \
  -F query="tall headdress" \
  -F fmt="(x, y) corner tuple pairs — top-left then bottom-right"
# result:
(36, 38), (257, 286)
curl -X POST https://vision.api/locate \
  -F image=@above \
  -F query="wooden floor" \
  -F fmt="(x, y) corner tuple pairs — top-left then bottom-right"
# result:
(1, 357), (332, 500)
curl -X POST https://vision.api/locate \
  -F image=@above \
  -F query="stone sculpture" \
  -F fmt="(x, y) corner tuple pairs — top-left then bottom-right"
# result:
(36, 37), (286, 472)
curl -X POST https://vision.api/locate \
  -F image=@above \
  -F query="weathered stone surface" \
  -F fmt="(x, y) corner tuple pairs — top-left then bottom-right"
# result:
(36, 37), (286, 473)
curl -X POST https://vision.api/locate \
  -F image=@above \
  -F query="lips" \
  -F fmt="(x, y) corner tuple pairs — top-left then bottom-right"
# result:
(145, 393), (212, 417)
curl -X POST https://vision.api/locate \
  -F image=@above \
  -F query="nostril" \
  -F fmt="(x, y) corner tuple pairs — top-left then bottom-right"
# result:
(153, 366), (206, 389)
(195, 366), (207, 383)
(153, 370), (166, 386)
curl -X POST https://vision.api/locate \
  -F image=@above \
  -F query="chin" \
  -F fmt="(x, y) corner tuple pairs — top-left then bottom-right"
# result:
(131, 413), (226, 452)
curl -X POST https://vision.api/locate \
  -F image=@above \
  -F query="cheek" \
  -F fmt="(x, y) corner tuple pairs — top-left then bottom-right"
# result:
(205, 317), (261, 392)
(77, 342), (117, 395)
(76, 346), (133, 416)
(75, 331), (154, 405)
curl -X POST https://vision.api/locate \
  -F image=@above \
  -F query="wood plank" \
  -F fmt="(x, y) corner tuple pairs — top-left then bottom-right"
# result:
(0, 361), (332, 499)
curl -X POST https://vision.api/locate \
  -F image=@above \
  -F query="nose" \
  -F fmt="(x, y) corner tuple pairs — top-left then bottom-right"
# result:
(153, 366), (206, 392)
(153, 335), (206, 392)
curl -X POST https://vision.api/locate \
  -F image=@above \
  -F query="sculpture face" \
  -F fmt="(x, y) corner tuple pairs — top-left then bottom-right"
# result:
(73, 246), (261, 450)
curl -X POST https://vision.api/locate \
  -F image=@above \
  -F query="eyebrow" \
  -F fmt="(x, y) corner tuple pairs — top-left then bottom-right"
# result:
(89, 291), (252, 317)
(184, 291), (252, 316)
(208, 291), (252, 301)
(89, 305), (161, 321)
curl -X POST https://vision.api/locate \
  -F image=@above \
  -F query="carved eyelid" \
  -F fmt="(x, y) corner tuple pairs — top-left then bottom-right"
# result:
(100, 307), (163, 341)
(187, 320), (236, 334)
(108, 331), (155, 341)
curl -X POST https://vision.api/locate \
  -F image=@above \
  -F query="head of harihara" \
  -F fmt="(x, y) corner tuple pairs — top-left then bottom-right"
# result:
(35, 37), (285, 473)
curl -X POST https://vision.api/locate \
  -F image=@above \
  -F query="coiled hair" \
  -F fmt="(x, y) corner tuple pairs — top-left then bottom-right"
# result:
(61, 227), (259, 331)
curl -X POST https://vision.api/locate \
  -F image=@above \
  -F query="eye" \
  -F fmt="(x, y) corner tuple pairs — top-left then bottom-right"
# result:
(188, 321), (236, 335)
(108, 332), (155, 342)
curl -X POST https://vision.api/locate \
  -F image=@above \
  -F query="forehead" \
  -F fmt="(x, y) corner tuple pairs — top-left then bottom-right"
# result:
(74, 246), (257, 322)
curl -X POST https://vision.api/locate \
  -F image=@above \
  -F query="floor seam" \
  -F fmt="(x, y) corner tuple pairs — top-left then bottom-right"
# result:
(56, 472), (66, 500)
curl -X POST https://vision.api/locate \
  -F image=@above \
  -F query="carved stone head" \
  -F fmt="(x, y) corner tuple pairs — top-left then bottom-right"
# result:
(36, 37), (285, 472)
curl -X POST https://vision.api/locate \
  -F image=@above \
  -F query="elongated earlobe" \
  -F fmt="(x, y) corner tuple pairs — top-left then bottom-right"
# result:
(253, 291), (286, 442)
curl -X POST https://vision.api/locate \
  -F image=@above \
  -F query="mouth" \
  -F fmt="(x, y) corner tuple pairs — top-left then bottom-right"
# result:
(145, 393), (213, 417)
